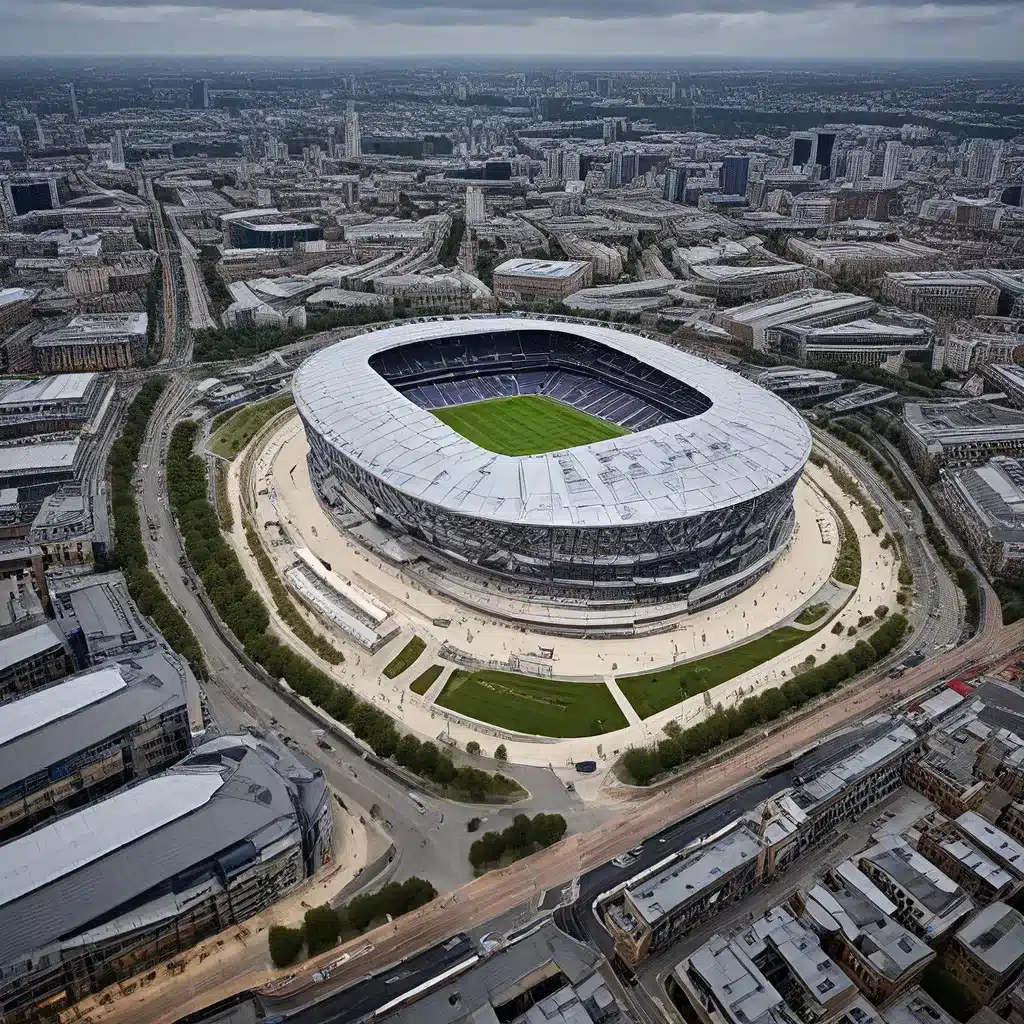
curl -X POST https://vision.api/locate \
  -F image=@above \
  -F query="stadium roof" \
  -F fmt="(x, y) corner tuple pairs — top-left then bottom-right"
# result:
(293, 317), (811, 529)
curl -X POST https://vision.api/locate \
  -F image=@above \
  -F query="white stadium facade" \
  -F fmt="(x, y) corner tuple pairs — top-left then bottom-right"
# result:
(293, 317), (811, 610)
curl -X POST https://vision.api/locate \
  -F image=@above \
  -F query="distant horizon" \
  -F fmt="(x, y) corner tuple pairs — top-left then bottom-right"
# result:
(2, 0), (1022, 63)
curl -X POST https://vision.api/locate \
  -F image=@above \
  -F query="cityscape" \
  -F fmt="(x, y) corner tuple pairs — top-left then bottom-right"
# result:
(3, 50), (1024, 1024)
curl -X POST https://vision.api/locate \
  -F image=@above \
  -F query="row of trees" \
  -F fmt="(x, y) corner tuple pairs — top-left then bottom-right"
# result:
(166, 421), (521, 801)
(920, 510), (981, 632)
(143, 263), (162, 365)
(822, 419), (912, 503)
(621, 614), (910, 785)
(108, 380), (208, 678)
(468, 812), (567, 872)
(268, 877), (437, 968)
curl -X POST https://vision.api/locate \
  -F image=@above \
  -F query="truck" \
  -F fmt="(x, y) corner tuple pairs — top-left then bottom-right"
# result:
(575, 760), (597, 774)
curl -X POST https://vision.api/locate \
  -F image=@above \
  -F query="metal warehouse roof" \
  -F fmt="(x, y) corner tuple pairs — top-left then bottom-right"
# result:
(0, 373), (97, 406)
(0, 439), (79, 474)
(292, 317), (811, 529)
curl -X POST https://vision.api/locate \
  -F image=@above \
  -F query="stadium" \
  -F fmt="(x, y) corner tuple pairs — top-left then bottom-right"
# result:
(292, 317), (812, 611)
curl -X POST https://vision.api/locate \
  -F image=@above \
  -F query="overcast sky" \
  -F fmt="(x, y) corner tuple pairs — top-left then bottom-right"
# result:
(1, 0), (1022, 59)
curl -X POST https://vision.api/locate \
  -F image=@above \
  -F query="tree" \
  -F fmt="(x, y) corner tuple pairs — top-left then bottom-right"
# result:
(875, 605), (889, 620)
(304, 904), (341, 956)
(268, 925), (304, 968)
(494, 744), (508, 761)
(466, 740), (481, 756)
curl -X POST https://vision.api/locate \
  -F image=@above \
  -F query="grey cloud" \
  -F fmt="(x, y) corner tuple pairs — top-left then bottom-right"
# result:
(22, 0), (1017, 25)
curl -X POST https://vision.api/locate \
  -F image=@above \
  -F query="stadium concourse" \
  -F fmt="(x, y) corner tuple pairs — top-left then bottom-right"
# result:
(221, 410), (900, 771)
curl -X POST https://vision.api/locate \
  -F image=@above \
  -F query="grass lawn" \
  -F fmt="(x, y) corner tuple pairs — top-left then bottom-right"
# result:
(410, 664), (444, 695)
(211, 394), (293, 459)
(432, 395), (628, 456)
(796, 602), (829, 625)
(382, 635), (426, 679)
(437, 669), (628, 738)
(618, 626), (817, 719)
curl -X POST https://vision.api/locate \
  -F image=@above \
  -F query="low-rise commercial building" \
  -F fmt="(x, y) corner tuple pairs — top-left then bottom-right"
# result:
(946, 902), (1024, 1003)
(685, 262), (815, 302)
(0, 620), (72, 701)
(786, 239), (941, 281)
(716, 289), (876, 350)
(373, 272), (483, 313)
(0, 649), (196, 843)
(941, 456), (1024, 577)
(902, 402), (1024, 478)
(492, 257), (593, 303)
(855, 834), (975, 940)
(944, 330), (1024, 376)
(28, 484), (110, 569)
(955, 812), (1024, 881)
(0, 439), (83, 508)
(881, 274), (1000, 319)
(0, 372), (113, 441)
(915, 812), (1022, 906)
(770, 317), (933, 367)
(33, 312), (148, 371)
(797, 882), (934, 1002)
(0, 733), (334, 1020)
(0, 287), (35, 337)
(985, 365), (1024, 410)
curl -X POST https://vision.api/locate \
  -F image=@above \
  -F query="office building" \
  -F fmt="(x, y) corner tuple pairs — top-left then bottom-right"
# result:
(190, 78), (210, 110)
(664, 165), (688, 203)
(492, 257), (593, 303)
(33, 312), (148, 371)
(716, 288), (876, 350)
(786, 238), (940, 281)
(883, 142), (905, 185)
(881, 273), (1000, 319)
(67, 83), (79, 123)
(0, 287), (35, 339)
(903, 402), (1024, 477)
(108, 130), (125, 170)
(0, 441), (83, 509)
(344, 100), (361, 160)
(791, 133), (814, 168)
(465, 185), (485, 226)
(882, 988), (959, 1024)
(814, 131), (838, 179)
(847, 148), (872, 185)
(771, 317), (933, 367)
(0, 733), (333, 1020)
(373, 273), (478, 313)
(947, 902), (1024, 1003)
(967, 139), (1000, 184)
(943, 329), (1024, 375)
(28, 484), (110, 569)
(956, 812), (1024, 880)
(719, 155), (750, 197)
(984, 364), (1024, 411)
(0, 373), (113, 441)
(686, 263), (815, 303)
(0, 650), (196, 844)
(0, 620), (73, 701)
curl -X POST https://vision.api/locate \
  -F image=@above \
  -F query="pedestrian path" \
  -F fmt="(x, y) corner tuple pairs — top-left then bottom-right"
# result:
(605, 675), (642, 728)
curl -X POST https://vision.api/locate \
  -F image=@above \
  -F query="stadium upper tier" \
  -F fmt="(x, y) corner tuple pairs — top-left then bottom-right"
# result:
(293, 317), (811, 604)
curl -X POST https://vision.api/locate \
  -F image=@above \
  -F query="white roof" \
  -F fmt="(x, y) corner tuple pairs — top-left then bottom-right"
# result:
(0, 622), (65, 671)
(0, 374), (96, 406)
(494, 258), (590, 279)
(293, 317), (811, 529)
(0, 771), (224, 908)
(0, 665), (125, 746)
(0, 439), (79, 474)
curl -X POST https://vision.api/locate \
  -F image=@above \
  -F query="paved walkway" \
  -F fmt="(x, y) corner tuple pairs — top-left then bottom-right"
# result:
(605, 675), (643, 728)
(221, 417), (899, 769)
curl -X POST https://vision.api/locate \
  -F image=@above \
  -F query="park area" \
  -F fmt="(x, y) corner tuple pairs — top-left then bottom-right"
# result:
(618, 624), (820, 719)
(436, 669), (628, 738)
(432, 395), (628, 456)
(210, 394), (294, 459)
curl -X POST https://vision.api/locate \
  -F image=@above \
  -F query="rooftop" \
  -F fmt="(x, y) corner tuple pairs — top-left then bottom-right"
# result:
(0, 373), (97, 406)
(626, 825), (762, 926)
(955, 902), (1024, 973)
(957, 812), (1024, 877)
(0, 439), (79, 475)
(494, 257), (590, 279)
(0, 620), (67, 673)
(683, 933), (784, 1024)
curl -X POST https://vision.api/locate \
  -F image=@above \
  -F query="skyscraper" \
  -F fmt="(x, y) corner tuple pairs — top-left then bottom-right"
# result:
(791, 133), (813, 168)
(621, 151), (639, 186)
(609, 151), (623, 188)
(465, 186), (485, 225)
(848, 148), (872, 185)
(545, 149), (564, 182)
(190, 80), (210, 110)
(663, 166), (687, 203)
(109, 130), (125, 170)
(564, 149), (582, 182)
(718, 155), (749, 196)
(813, 131), (837, 180)
(343, 101), (361, 160)
(882, 141), (904, 185)
(967, 138), (997, 182)
(67, 83), (79, 124)
(326, 127), (336, 159)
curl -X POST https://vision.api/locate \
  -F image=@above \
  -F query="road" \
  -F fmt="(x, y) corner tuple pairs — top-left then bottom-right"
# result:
(812, 427), (963, 655)
(136, 378), (607, 898)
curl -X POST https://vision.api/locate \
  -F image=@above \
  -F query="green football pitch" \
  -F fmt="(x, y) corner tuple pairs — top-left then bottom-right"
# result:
(431, 395), (629, 456)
